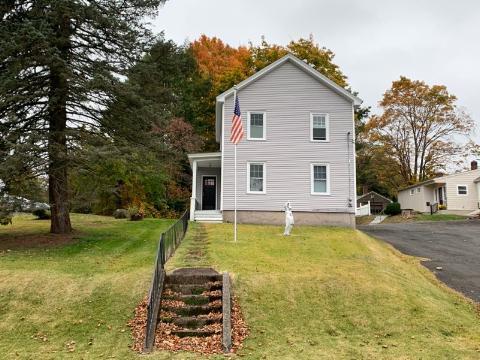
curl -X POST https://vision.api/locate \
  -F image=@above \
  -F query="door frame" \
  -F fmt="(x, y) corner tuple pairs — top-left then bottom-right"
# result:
(201, 175), (217, 210)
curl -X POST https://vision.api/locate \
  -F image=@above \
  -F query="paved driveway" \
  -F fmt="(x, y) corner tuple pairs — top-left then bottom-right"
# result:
(359, 220), (480, 302)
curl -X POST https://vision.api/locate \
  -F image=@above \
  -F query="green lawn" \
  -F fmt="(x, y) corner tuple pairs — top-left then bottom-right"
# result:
(383, 213), (467, 224)
(1, 214), (480, 359)
(0, 214), (174, 359)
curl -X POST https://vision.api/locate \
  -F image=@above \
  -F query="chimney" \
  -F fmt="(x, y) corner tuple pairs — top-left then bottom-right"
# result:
(472, 160), (478, 171)
(362, 185), (369, 195)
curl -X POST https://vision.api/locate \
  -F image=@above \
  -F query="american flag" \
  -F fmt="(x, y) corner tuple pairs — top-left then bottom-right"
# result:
(230, 95), (244, 145)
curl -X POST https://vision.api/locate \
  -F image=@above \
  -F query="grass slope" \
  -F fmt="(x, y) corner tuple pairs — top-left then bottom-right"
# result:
(172, 223), (480, 359)
(0, 214), (173, 359)
(1, 215), (479, 359)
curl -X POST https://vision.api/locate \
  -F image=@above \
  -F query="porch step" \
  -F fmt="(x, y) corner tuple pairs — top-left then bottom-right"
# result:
(194, 210), (223, 223)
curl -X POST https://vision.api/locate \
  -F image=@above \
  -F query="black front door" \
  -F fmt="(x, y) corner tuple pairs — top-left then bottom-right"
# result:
(202, 176), (216, 210)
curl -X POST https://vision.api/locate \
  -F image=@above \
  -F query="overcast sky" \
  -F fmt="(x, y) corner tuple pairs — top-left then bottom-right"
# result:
(150, 0), (480, 142)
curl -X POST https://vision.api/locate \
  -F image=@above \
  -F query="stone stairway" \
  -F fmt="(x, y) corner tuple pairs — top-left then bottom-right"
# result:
(158, 268), (230, 347)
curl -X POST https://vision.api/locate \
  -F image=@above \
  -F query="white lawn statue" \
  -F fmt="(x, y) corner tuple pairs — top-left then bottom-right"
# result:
(283, 201), (294, 236)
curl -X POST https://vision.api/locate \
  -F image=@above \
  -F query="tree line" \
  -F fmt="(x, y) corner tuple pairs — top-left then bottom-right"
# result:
(1, 2), (477, 233)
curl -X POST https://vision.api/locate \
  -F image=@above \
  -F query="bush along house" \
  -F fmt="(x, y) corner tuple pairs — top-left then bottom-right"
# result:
(187, 53), (362, 227)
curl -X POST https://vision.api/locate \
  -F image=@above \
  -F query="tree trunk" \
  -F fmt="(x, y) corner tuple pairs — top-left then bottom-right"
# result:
(48, 10), (72, 234)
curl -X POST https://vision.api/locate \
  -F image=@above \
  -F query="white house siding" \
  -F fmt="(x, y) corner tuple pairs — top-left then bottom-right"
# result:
(444, 170), (480, 211)
(222, 61), (355, 213)
(398, 185), (431, 212)
(196, 167), (221, 210)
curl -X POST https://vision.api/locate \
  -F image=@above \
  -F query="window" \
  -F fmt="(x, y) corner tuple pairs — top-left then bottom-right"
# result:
(247, 112), (266, 140)
(417, 187), (421, 193)
(457, 185), (468, 195)
(247, 162), (266, 193)
(311, 164), (330, 195)
(311, 113), (329, 141)
(410, 189), (415, 195)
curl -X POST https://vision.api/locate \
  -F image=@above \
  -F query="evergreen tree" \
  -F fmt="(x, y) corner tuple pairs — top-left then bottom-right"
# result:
(0, 1), (164, 233)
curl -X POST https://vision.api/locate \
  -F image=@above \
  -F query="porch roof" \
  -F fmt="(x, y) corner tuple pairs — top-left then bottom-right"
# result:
(187, 152), (221, 168)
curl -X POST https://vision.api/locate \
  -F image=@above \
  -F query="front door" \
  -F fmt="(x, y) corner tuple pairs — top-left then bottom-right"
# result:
(438, 187), (444, 205)
(202, 176), (216, 210)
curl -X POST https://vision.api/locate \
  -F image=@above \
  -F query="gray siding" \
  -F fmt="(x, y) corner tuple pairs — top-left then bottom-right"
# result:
(196, 167), (221, 210)
(222, 61), (355, 213)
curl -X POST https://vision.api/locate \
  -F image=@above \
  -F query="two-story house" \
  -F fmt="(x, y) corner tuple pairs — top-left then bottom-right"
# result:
(187, 53), (362, 227)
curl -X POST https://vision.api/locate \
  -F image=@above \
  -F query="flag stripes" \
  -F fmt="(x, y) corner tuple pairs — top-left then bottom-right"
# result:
(230, 95), (244, 145)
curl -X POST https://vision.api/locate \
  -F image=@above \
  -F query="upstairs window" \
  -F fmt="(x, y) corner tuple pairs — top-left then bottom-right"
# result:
(457, 185), (468, 195)
(410, 189), (415, 195)
(247, 162), (266, 193)
(248, 112), (266, 140)
(311, 164), (330, 195)
(311, 113), (329, 141)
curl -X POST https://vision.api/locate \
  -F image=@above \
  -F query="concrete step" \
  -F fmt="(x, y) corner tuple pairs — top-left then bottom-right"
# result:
(163, 303), (222, 317)
(162, 294), (222, 305)
(160, 316), (221, 329)
(164, 282), (222, 295)
(166, 274), (223, 285)
(172, 329), (217, 338)
(194, 211), (223, 222)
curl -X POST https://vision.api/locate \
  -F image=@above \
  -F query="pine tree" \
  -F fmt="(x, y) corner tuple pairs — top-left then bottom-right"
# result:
(0, 1), (164, 233)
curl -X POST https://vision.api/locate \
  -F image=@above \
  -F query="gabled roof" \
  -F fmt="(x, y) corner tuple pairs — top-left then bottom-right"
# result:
(356, 191), (392, 203)
(474, 176), (480, 183)
(216, 53), (362, 105)
(215, 53), (363, 142)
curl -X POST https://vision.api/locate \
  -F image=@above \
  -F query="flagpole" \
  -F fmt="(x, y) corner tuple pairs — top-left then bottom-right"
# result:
(233, 87), (238, 243)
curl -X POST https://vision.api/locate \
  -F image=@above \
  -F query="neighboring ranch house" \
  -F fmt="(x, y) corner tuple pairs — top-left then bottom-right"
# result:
(188, 53), (362, 227)
(356, 191), (392, 214)
(397, 161), (480, 214)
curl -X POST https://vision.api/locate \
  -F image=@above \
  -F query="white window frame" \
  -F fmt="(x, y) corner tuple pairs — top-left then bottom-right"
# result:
(247, 162), (266, 194)
(417, 187), (421, 193)
(310, 113), (330, 142)
(410, 189), (415, 195)
(457, 184), (468, 196)
(310, 163), (330, 195)
(247, 111), (267, 141)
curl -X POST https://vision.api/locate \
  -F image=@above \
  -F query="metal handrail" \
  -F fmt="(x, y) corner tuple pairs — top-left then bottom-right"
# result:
(144, 209), (189, 352)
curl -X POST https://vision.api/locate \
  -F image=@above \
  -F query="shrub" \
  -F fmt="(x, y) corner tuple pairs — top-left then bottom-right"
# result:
(439, 204), (447, 210)
(32, 208), (51, 220)
(128, 206), (144, 221)
(113, 209), (129, 219)
(0, 212), (12, 225)
(384, 202), (401, 216)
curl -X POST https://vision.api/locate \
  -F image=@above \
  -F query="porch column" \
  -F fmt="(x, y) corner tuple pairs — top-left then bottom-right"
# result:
(190, 160), (197, 221)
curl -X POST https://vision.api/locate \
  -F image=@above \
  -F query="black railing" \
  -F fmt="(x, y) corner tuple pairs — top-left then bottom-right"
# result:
(144, 210), (189, 352)
(430, 202), (439, 215)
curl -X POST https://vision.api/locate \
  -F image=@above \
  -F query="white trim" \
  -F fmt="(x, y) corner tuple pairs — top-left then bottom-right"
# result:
(192, 160), (197, 199)
(416, 187), (421, 193)
(201, 175), (218, 210)
(457, 184), (468, 196)
(410, 189), (415, 195)
(311, 163), (331, 195)
(247, 162), (267, 194)
(310, 113), (329, 142)
(247, 111), (267, 141)
(220, 103), (225, 211)
(216, 53), (362, 106)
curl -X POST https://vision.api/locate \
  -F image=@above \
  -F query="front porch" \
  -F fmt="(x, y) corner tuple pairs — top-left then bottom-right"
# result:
(427, 181), (447, 209)
(187, 152), (222, 222)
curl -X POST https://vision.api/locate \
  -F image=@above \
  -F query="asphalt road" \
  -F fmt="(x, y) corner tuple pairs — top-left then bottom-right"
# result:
(359, 220), (480, 302)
